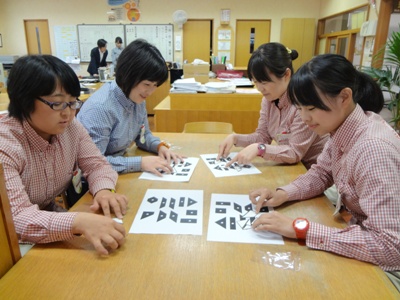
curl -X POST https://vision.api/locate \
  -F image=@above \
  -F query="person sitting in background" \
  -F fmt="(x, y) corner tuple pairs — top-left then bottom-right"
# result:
(87, 38), (108, 76)
(218, 43), (327, 170)
(1, 54), (128, 255)
(111, 36), (124, 71)
(78, 39), (184, 176)
(250, 54), (400, 289)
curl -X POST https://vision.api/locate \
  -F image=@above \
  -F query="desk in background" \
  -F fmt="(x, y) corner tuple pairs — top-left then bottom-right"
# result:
(79, 80), (170, 115)
(0, 93), (9, 112)
(0, 133), (397, 299)
(154, 90), (262, 134)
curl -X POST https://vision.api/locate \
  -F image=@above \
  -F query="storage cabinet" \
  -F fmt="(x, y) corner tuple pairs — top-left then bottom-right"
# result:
(280, 18), (316, 72)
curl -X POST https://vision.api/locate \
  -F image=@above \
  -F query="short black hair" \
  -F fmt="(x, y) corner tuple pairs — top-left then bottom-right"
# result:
(288, 54), (383, 113)
(97, 39), (107, 48)
(116, 39), (168, 97)
(115, 37), (123, 44)
(7, 55), (80, 122)
(247, 42), (298, 82)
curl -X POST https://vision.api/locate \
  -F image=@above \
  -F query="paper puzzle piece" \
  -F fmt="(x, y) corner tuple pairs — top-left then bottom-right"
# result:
(169, 211), (178, 222)
(140, 211), (155, 219)
(148, 196), (158, 204)
(169, 198), (176, 209)
(188, 198), (197, 206)
(157, 210), (167, 222)
(216, 217), (227, 229)
(160, 197), (167, 208)
(181, 218), (197, 223)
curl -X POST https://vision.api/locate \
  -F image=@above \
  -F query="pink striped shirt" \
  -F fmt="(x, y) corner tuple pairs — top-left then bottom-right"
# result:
(281, 105), (400, 271)
(0, 116), (118, 244)
(235, 92), (328, 169)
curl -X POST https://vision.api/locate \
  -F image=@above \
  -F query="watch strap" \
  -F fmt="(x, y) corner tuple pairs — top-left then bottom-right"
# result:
(257, 143), (266, 157)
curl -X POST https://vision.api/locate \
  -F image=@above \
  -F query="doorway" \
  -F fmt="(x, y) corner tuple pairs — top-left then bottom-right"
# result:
(183, 19), (213, 63)
(24, 20), (52, 55)
(235, 20), (271, 68)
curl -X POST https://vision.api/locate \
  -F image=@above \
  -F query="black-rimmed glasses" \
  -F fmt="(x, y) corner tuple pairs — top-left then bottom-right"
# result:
(37, 97), (83, 111)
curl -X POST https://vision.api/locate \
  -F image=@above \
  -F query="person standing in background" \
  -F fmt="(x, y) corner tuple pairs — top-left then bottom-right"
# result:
(111, 36), (124, 73)
(87, 39), (108, 76)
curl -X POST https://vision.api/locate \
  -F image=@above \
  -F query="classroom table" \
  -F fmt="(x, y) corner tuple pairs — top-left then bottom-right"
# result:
(0, 133), (398, 299)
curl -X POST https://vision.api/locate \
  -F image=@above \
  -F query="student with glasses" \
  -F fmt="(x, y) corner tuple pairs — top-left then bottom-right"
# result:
(0, 55), (128, 255)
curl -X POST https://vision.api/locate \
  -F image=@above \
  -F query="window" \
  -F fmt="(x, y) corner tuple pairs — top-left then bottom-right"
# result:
(316, 5), (369, 63)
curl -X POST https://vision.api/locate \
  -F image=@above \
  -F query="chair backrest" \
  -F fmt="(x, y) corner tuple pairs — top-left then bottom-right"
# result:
(183, 122), (234, 134)
(0, 163), (21, 278)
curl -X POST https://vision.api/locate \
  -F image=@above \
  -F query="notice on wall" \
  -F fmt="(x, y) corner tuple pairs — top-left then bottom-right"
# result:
(54, 25), (79, 62)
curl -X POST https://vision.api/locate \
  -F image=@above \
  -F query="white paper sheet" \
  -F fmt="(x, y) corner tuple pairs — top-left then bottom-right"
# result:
(139, 157), (199, 182)
(200, 153), (261, 177)
(207, 194), (284, 245)
(129, 189), (203, 235)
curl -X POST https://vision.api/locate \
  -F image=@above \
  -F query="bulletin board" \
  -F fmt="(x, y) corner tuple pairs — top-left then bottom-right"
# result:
(125, 24), (174, 62)
(215, 25), (233, 65)
(54, 25), (79, 62)
(77, 24), (125, 62)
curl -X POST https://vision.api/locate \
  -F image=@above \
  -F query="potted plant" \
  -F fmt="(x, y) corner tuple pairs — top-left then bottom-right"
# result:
(363, 25), (400, 132)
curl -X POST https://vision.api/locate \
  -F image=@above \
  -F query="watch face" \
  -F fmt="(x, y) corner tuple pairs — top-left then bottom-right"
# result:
(295, 219), (308, 229)
(258, 144), (266, 150)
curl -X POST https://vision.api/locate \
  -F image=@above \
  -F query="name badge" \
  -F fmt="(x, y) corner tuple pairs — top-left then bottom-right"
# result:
(276, 131), (291, 144)
(333, 192), (342, 216)
(140, 124), (146, 143)
(72, 168), (82, 194)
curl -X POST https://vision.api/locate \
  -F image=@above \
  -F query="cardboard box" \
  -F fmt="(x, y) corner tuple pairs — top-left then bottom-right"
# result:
(183, 64), (210, 84)
(183, 63), (209, 75)
(211, 64), (226, 73)
(192, 75), (209, 84)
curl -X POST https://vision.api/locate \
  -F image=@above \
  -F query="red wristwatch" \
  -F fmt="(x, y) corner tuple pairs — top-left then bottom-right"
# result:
(292, 218), (309, 242)
(257, 143), (266, 157)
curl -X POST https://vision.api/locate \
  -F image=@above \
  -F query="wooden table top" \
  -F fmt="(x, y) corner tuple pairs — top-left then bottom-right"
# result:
(0, 133), (397, 299)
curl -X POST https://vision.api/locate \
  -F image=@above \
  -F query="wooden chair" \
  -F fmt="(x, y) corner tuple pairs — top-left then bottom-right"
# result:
(182, 122), (234, 134)
(0, 163), (21, 278)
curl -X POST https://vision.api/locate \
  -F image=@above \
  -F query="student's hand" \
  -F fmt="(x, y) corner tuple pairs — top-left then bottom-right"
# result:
(249, 188), (288, 212)
(251, 211), (296, 239)
(72, 212), (126, 255)
(141, 156), (173, 177)
(217, 134), (237, 160)
(158, 147), (186, 166)
(91, 189), (128, 219)
(226, 143), (258, 167)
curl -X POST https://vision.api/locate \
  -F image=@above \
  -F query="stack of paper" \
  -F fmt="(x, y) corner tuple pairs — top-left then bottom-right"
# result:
(204, 81), (236, 94)
(229, 78), (254, 87)
(170, 78), (207, 93)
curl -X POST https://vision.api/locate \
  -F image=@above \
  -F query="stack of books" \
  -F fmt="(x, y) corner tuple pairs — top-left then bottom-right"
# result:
(170, 78), (207, 93)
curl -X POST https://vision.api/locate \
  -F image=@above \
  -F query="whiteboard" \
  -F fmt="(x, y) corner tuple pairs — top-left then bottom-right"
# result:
(77, 24), (125, 62)
(125, 24), (174, 62)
